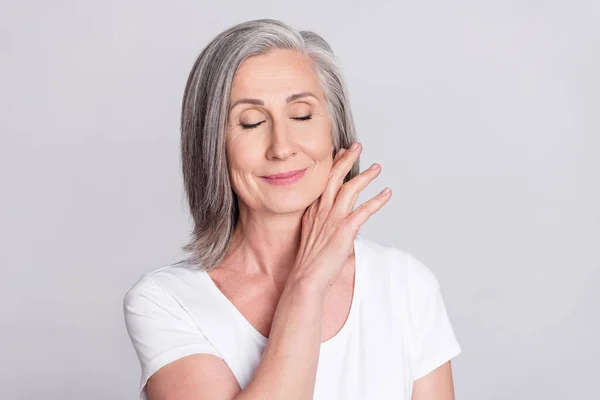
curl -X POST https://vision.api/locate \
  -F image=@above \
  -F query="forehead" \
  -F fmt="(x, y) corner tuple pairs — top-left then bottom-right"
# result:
(230, 50), (323, 100)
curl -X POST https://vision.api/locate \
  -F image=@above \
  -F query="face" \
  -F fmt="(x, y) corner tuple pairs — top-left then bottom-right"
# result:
(225, 49), (334, 216)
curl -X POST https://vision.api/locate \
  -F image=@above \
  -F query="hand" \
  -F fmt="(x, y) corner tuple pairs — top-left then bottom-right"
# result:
(289, 142), (392, 291)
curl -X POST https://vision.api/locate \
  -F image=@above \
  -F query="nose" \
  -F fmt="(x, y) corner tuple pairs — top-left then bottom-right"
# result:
(265, 118), (297, 161)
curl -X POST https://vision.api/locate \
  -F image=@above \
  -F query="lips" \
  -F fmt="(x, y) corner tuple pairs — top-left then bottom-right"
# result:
(260, 168), (307, 186)
(261, 168), (306, 179)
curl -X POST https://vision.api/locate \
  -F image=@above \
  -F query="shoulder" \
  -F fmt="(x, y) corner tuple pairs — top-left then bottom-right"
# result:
(355, 234), (440, 295)
(122, 259), (202, 311)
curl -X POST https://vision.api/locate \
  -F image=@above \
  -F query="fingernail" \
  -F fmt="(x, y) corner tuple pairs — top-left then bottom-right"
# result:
(338, 148), (346, 156)
(369, 163), (379, 170)
(381, 187), (391, 194)
(350, 142), (359, 151)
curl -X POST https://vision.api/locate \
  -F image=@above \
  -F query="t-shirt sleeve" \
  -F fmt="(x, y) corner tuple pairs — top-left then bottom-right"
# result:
(406, 253), (462, 380)
(123, 274), (222, 398)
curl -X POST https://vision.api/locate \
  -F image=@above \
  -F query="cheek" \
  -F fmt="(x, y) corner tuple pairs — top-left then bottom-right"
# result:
(226, 135), (261, 173)
(309, 145), (334, 189)
(299, 128), (334, 161)
(226, 142), (261, 200)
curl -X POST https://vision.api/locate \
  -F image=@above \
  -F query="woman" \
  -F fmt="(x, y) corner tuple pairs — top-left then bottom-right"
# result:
(123, 18), (462, 400)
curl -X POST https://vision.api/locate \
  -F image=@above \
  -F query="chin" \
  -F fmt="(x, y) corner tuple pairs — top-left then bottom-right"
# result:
(266, 193), (313, 215)
(258, 171), (328, 215)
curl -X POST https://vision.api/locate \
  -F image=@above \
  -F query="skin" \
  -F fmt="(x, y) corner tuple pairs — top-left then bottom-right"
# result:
(145, 49), (455, 399)
(220, 48), (338, 288)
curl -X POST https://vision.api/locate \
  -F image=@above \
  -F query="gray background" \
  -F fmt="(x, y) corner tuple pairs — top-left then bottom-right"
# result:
(1, 1), (598, 399)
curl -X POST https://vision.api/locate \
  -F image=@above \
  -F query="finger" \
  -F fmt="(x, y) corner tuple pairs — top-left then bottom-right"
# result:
(332, 147), (346, 163)
(344, 187), (392, 230)
(320, 142), (361, 211)
(330, 162), (382, 219)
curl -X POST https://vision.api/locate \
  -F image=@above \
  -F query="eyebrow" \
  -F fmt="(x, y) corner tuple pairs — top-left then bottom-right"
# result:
(229, 91), (319, 112)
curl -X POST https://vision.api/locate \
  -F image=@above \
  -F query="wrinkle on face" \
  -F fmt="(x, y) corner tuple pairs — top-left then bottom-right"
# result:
(225, 49), (334, 216)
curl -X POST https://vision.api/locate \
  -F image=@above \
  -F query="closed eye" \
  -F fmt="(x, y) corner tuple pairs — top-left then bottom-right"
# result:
(241, 115), (312, 130)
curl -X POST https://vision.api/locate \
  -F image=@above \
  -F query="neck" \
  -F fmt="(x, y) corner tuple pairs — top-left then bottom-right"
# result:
(221, 203), (305, 284)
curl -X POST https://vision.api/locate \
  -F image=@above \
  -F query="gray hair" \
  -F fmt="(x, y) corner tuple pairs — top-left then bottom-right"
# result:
(180, 18), (360, 271)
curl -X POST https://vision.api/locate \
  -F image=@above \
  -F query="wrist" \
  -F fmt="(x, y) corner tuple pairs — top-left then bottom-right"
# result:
(285, 272), (328, 300)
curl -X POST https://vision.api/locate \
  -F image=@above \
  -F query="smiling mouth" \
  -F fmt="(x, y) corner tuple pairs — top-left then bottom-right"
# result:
(261, 168), (307, 179)
(260, 168), (307, 185)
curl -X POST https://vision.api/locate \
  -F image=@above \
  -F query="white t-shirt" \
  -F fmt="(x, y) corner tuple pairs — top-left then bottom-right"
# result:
(123, 234), (462, 399)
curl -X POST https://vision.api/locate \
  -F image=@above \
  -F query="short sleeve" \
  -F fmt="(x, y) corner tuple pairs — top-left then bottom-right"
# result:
(406, 254), (462, 380)
(123, 274), (222, 398)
